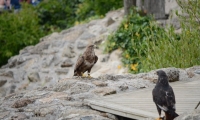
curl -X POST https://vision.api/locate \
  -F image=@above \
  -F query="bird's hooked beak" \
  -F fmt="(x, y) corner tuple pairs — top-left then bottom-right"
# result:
(156, 71), (159, 75)
(91, 44), (97, 49)
(94, 45), (98, 49)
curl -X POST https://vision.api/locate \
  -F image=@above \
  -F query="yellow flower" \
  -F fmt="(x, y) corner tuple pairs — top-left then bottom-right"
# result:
(135, 32), (140, 37)
(125, 54), (130, 59)
(131, 63), (138, 71)
(124, 23), (128, 29)
(75, 21), (79, 25)
(117, 65), (122, 69)
(186, 30), (190, 35)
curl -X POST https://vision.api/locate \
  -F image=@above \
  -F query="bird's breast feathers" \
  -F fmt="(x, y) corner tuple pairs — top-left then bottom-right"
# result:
(85, 59), (95, 66)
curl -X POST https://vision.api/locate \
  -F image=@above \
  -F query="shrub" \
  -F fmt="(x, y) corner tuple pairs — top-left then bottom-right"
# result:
(104, 2), (200, 73)
(76, 0), (123, 21)
(36, 0), (81, 31)
(142, 0), (200, 71)
(140, 0), (200, 71)
(36, 0), (123, 31)
(0, 3), (46, 66)
(104, 9), (167, 73)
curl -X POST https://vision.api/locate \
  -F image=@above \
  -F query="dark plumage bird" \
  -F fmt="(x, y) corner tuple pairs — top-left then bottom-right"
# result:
(152, 70), (179, 120)
(74, 44), (98, 78)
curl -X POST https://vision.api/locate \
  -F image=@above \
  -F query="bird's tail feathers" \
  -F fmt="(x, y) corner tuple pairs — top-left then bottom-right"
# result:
(166, 110), (179, 120)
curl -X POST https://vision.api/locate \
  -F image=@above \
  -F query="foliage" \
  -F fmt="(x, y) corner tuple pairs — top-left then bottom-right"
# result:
(36, 0), (123, 31)
(0, 0), (122, 67)
(0, 3), (47, 66)
(142, 0), (200, 71)
(105, 3), (200, 73)
(76, 0), (123, 21)
(140, 0), (200, 71)
(36, 0), (80, 31)
(104, 9), (167, 73)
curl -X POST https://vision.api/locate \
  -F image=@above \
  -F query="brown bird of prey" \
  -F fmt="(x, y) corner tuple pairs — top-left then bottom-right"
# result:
(74, 44), (98, 78)
(152, 70), (179, 120)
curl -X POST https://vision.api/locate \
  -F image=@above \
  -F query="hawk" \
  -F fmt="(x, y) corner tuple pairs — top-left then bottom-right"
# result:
(74, 44), (98, 78)
(152, 70), (179, 120)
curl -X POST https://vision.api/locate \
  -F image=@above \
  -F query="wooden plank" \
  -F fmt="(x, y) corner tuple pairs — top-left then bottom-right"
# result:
(85, 79), (200, 119)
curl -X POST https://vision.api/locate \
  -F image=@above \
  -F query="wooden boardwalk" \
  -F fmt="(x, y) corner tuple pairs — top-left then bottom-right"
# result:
(85, 79), (200, 119)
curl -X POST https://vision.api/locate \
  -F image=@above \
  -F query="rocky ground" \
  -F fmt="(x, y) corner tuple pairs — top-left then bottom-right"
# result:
(0, 67), (200, 120)
(0, 1), (200, 120)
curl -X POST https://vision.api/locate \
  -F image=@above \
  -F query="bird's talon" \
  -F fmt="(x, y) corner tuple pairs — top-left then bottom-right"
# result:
(81, 73), (86, 78)
(87, 74), (92, 78)
(155, 117), (163, 120)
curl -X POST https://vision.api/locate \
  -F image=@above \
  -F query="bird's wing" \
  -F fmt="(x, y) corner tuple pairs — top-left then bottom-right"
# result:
(74, 55), (84, 72)
(165, 86), (176, 110)
(94, 55), (98, 64)
(153, 86), (170, 112)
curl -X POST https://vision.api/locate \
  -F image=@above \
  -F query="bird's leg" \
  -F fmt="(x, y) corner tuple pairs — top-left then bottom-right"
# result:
(81, 72), (86, 77)
(155, 116), (164, 120)
(87, 73), (92, 78)
(87, 69), (93, 78)
(155, 106), (163, 120)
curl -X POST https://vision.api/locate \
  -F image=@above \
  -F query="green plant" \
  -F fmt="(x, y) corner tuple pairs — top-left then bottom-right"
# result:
(76, 0), (123, 21)
(36, 0), (81, 31)
(105, 1), (200, 73)
(0, 3), (47, 66)
(104, 9), (167, 73)
(140, 0), (200, 71)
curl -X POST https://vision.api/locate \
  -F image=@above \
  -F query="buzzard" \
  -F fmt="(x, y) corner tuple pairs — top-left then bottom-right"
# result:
(152, 70), (179, 120)
(74, 44), (98, 78)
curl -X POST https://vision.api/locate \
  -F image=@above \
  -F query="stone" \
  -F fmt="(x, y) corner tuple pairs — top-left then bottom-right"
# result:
(187, 71), (195, 78)
(0, 71), (13, 78)
(92, 81), (107, 87)
(42, 55), (54, 67)
(53, 79), (77, 92)
(61, 59), (74, 67)
(11, 113), (28, 120)
(12, 98), (35, 108)
(51, 40), (66, 48)
(38, 92), (71, 103)
(28, 72), (40, 82)
(10, 85), (16, 94)
(89, 25), (106, 35)
(19, 46), (34, 55)
(65, 114), (79, 119)
(77, 40), (88, 49)
(194, 69), (200, 74)
(175, 109), (200, 120)
(162, 67), (179, 82)
(106, 113), (118, 120)
(0, 111), (10, 119)
(80, 116), (93, 120)
(99, 74), (117, 81)
(62, 28), (84, 41)
(62, 47), (76, 58)
(70, 83), (93, 94)
(24, 90), (49, 98)
(60, 108), (102, 119)
(40, 32), (60, 42)
(93, 87), (116, 96)
(79, 31), (95, 40)
(0, 79), (7, 87)
(105, 17), (115, 27)
(55, 69), (69, 75)
(144, 0), (165, 19)
(119, 84), (128, 91)
(13, 69), (26, 81)
(34, 105), (58, 117)
(33, 42), (50, 54)
(52, 54), (62, 66)
(101, 55), (110, 62)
